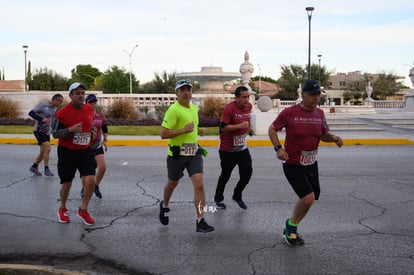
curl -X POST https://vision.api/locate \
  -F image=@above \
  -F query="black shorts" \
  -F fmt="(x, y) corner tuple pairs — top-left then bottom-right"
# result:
(94, 146), (105, 156)
(57, 146), (96, 184)
(167, 153), (203, 181)
(283, 162), (320, 200)
(33, 131), (50, 145)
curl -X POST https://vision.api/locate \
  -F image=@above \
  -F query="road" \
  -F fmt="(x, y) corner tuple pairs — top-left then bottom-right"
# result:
(1, 144), (414, 274)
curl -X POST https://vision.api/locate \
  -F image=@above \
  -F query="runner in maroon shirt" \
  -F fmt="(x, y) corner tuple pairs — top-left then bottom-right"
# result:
(269, 79), (343, 246)
(214, 86), (253, 210)
(52, 82), (97, 226)
(80, 94), (108, 199)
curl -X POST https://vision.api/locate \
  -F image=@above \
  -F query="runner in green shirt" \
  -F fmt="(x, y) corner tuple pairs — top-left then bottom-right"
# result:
(158, 79), (214, 233)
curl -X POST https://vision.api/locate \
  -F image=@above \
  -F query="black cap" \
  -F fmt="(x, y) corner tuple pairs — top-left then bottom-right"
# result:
(302, 79), (321, 94)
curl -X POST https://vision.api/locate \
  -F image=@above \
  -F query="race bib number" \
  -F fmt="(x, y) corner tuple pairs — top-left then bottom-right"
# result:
(73, 132), (91, 145)
(300, 150), (317, 166)
(181, 143), (198, 156)
(233, 134), (246, 146)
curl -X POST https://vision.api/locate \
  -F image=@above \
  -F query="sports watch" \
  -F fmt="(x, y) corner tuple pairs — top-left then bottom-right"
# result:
(274, 145), (282, 152)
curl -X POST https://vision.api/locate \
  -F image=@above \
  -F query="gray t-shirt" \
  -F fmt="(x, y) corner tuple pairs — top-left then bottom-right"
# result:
(31, 101), (55, 134)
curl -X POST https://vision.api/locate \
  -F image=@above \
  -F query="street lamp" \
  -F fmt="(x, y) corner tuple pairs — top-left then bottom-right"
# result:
(305, 7), (314, 80)
(123, 44), (138, 94)
(317, 54), (322, 83)
(22, 45), (28, 91)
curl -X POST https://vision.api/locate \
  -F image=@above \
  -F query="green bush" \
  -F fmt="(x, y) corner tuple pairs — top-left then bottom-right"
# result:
(107, 99), (138, 120)
(154, 105), (169, 121)
(0, 96), (19, 118)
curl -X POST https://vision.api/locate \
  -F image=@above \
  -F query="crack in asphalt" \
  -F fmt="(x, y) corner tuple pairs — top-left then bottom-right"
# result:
(347, 190), (414, 238)
(246, 243), (279, 275)
(0, 177), (28, 189)
(0, 175), (161, 274)
(84, 176), (160, 234)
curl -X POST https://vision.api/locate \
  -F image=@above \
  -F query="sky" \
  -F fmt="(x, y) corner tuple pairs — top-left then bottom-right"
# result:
(1, 0), (414, 87)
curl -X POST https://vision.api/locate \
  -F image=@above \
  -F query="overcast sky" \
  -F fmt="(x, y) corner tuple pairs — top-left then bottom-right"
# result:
(1, 0), (413, 87)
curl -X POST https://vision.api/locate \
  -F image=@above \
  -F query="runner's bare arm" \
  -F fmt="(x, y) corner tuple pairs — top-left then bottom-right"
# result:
(321, 132), (343, 147)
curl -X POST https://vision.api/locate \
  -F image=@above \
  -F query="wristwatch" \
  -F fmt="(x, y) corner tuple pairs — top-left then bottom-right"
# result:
(274, 145), (282, 152)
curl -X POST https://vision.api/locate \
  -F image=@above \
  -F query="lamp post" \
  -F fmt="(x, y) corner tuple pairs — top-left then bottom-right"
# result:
(306, 7), (314, 80)
(22, 45), (28, 91)
(317, 54), (322, 83)
(123, 44), (138, 94)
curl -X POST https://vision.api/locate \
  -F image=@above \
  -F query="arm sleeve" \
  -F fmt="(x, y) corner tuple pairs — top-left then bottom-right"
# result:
(51, 118), (71, 138)
(28, 110), (43, 122)
(102, 124), (108, 134)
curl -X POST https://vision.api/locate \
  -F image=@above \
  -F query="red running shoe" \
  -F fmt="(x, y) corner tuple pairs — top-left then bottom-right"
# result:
(77, 207), (95, 225)
(58, 207), (70, 223)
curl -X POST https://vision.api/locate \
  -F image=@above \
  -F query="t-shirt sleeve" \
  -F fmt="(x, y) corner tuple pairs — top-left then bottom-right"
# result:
(321, 112), (329, 134)
(220, 104), (233, 124)
(272, 109), (288, 131)
(161, 106), (176, 129)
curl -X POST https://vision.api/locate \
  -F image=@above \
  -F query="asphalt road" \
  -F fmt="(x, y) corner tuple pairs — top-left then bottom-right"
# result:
(1, 144), (414, 274)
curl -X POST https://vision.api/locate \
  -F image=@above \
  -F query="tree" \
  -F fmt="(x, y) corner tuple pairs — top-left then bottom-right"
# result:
(140, 71), (177, 93)
(251, 76), (277, 84)
(371, 73), (401, 100)
(27, 61), (32, 83)
(276, 64), (306, 100)
(344, 78), (367, 105)
(70, 64), (102, 90)
(28, 67), (69, 91)
(345, 72), (402, 101)
(99, 65), (139, 94)
(275, 64), (330, 100)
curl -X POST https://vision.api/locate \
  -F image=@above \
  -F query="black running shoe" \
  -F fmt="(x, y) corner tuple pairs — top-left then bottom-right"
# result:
(283, 218), (304, 246)
(215, 201), (226, 209)
(94, 186), (102, 199)
(296, 235), (305, 245)
(29, 166), (42, 176)
(159, 200), (170, 225)
(196, 218), (215, 233)
(44, 167), (54, 177)
(232, 197), (247, 209)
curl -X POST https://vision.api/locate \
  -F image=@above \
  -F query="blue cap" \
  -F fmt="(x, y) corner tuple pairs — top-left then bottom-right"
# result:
(302, 79), (321, 94)
(85, 94), (97, 103)
(175, 79), (192, 91)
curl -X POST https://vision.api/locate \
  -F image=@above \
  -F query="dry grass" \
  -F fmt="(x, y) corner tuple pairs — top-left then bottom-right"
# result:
(200, 96), (228, 118)
(0, 96), (19, 118)
(107, 99), (138, 120)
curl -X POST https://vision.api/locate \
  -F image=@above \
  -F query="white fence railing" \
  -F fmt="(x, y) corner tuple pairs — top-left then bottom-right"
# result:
(0, 91), (408, 118)
(97, 93), (237, 111)
(372, 100), (405, 111)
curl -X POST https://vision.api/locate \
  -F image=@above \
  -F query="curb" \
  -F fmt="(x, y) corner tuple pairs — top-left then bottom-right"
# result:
(0, 263), (88, 275)
(0, 137), (413, 146)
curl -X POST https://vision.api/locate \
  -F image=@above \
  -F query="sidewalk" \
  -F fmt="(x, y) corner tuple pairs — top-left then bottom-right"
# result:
(2, 111), (414, 146)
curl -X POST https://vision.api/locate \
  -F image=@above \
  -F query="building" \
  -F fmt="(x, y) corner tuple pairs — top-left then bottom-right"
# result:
(0, 80), (25, 92)
(327, 71), (405, 89)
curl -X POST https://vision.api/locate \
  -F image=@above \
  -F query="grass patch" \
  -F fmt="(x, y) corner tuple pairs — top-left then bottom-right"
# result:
(0, 125), (219, 136)
(0, 125), (34, 134)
